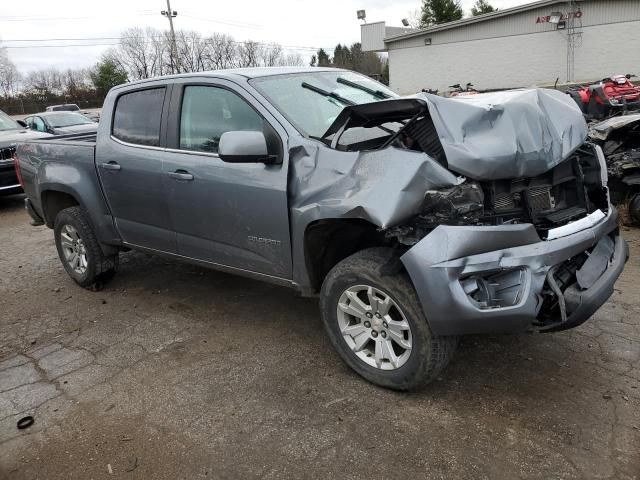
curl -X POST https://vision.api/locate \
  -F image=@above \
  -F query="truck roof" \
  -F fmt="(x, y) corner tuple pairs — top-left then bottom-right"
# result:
(113, 67), (348, 90)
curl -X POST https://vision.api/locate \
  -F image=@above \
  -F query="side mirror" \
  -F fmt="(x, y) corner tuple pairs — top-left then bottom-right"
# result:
(16, 120), (28, 128)
(218, 131), (274, 163)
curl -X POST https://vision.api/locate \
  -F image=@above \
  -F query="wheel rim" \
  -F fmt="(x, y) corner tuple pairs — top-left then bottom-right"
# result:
(60, 224), (88, 275)
(336, 285), (412, 371)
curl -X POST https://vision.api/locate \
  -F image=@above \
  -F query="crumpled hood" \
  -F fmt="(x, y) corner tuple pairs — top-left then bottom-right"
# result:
(0, 128), (52, 148)
(589, 113), (640, 141)
(416, 89), (588, 180)
(323, 88), (588, 181)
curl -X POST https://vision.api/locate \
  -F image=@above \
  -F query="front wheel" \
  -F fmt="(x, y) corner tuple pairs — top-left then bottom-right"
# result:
(629, 193), (640, 225)
(320, 248), (457, 390)
(54, 206), (118, 289)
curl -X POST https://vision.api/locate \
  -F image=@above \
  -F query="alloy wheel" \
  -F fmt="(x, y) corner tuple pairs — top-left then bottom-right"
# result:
(336, 285), (413, 370)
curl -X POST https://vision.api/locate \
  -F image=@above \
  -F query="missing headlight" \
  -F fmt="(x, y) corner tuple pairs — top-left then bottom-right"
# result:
(460, 268), (526, 309)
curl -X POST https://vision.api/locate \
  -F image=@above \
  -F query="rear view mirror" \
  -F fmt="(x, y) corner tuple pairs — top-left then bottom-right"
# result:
(218, 131), (273, 163)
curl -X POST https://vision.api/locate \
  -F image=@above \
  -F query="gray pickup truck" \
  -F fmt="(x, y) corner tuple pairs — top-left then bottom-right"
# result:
(16, 67), (628, 390)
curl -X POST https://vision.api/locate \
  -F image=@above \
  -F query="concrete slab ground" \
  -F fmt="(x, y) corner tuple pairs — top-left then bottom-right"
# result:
(1, 193), (639, 479)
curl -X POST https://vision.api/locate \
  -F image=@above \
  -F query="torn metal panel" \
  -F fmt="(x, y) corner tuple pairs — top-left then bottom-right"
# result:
(589, 113), (640, 141)
(288, 138), (462, 230)
(287, 137), (462, 287)
(400, 209), (622, 336)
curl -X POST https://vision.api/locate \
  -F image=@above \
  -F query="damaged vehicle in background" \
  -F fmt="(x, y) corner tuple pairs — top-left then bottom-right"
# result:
(589, 114), (640, 223)
(15, 68), (628, 390)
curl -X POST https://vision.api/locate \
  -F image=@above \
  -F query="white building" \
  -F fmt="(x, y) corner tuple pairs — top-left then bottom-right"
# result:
(361, 0), (640, 94)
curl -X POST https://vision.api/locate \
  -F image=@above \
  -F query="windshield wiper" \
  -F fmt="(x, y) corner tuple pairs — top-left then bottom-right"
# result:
(301, 82), (355, 106)
(336, 76), (392, 100)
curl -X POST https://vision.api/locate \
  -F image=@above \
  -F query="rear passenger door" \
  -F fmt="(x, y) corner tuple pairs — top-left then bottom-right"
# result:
(162, 80), (292, 279)
(96, 86), (177, 253)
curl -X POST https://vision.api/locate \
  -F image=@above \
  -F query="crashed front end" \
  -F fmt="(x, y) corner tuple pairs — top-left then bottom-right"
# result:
(293, 88), (628, 336)
(389, 144), (626, 335)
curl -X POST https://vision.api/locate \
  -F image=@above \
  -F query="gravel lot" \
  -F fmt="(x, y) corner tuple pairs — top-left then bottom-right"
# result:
(1, 193), (639, 479)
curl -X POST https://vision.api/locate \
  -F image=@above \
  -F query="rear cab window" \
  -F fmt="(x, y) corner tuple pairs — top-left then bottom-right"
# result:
(112, 88), (165, 146)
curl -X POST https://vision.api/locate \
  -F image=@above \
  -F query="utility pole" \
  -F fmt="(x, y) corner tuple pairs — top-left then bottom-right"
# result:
(161, 0), (180, 73)
(565, 0), (582, 82)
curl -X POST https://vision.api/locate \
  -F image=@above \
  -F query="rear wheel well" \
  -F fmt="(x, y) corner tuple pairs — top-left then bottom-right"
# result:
(41, 191), (80, 228)
(304, 219), (400, 292)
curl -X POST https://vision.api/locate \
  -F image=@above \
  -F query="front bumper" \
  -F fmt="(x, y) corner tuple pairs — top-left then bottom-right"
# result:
(0, 159), (21, 196)
(401, 208), (627, 336)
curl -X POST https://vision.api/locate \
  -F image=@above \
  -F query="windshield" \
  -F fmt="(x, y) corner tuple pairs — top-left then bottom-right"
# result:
(250, 71), (397, 138)
(0, 110), (20, 131)
(46, 112), (93, 128)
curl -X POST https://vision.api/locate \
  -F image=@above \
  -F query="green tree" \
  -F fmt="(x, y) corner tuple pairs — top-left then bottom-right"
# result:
(471, 0), (496, 16)
(89, 57), (128, 97)
(420, 0), (463, 27)
(333, 44), (353, 69)
(316, 48), (331, 66)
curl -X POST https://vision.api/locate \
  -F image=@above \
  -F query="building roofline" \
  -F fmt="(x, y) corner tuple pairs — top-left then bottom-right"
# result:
(384, 0), (585, 43)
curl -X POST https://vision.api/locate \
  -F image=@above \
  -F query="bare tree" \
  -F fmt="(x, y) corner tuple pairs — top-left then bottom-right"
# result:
(260, 43), (283, 67)
(278, 52), (305, 67)
(24, 68), (65, 95)
(108, 28), (308, 78)
(176, 30), (209, 72)
(0, 46), (21, 98)
(236, 40), (261, 68)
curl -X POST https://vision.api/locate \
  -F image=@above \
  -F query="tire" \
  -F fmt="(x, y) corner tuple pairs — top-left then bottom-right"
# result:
(54, 206), (118, 289)
(320, 248), (457, 391)
(629, 193), (640, 225)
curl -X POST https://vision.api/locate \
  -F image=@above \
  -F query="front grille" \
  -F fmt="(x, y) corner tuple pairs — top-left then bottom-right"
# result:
(0, 146), (16, 162)
(494, 192), (516, 210)
(529, 186), (555, 213)
(481, 151), (608, 233)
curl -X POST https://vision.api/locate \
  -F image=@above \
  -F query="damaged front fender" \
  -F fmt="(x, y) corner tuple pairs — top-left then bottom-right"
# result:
(287, 137), (463, 288)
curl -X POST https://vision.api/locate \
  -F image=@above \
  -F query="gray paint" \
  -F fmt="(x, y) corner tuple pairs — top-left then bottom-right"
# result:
(414, 88), (588, 180)
(402, 210), (624, 335)
(15, 68), (626, 336)
(218, 131), (268, 159)
(589, 113), (640, 141)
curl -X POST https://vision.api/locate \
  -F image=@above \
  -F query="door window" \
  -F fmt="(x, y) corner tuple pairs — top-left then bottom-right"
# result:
(179, 86), (265, 154)
(112, 88), (165, 146)
(28, 116), (47, 132)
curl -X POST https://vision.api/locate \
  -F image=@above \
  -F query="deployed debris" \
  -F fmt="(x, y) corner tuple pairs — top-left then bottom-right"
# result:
(589, 114), (640, 223)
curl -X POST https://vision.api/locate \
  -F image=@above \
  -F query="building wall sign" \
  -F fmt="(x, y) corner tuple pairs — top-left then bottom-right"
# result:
(536, 11), (582, 23)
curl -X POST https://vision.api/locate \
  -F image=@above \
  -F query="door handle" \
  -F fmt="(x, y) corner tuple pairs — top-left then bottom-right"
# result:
(167, 170), (194, 181)
(100, 162), (121, 171)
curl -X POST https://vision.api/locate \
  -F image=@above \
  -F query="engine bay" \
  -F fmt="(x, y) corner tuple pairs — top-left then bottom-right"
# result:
(386, 146), (609, 246)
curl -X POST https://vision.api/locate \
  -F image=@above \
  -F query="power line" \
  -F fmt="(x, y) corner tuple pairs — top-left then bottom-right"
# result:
(1, 37), (327, 51)
(3, 37), (124, 43)
(179, 13), (263, 30)
(3, 43), (120, 49)
(0, 13), (157, 22)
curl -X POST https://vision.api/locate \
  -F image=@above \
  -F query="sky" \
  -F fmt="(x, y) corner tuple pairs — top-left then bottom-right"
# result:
(2, 0), (530, 73)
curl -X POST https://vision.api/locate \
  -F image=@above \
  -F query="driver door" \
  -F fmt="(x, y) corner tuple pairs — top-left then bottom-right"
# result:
(162, 81), (292, 279)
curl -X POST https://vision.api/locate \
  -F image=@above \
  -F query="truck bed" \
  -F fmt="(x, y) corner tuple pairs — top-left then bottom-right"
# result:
(16, 131), (104, 229)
